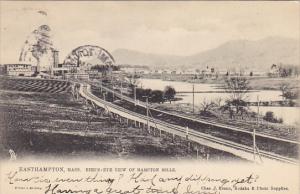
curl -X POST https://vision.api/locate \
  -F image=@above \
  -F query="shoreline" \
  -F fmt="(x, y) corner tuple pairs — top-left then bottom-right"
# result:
(140, 76), (300, 91)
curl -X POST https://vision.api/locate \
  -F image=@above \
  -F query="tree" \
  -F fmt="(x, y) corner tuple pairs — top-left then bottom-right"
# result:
(263, 111), (283, 123)
(163, 85), (176, 103)
(112, 66), (120, 71)
(143, 89), (152, 98)
(126, 72), (141, 97)
(214, 97), (223, 107)
(90, 65), (108, 75)
(280, 84), (298, 100)
(199, 99), (216, 116)
(220, 104), (234, 119)
(224, 76), (250, 115)
(150, 90), (164, 103)
(279, 66), (289, 77)
(125, 72), (140, 88)
(135, 88), (152, 100)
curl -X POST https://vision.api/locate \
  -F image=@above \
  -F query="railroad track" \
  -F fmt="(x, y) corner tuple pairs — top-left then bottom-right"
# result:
(89, 82), (299, 144)
(80, 83), (299, 164)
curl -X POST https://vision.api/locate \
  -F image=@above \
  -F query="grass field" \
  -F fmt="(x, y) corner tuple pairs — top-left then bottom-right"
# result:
(248, 77), (300, 91)
(0, 76), (241, 161)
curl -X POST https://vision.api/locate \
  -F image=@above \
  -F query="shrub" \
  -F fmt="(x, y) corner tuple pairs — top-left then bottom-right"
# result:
(163, 85), (176, 103)
(263, 111), (283, 123)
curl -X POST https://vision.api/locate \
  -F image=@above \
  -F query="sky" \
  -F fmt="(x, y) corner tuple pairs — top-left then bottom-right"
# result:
(0, 1), (299, 63)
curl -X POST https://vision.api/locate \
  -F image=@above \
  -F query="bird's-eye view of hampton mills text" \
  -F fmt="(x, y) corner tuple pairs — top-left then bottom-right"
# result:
(0, 2), (299, 165)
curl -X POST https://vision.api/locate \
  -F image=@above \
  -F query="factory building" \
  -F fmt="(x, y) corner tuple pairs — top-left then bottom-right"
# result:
(5, 64), (36, 77)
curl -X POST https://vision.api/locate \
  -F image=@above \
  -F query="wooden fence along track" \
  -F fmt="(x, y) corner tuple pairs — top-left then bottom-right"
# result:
(90, 82), (298, 143)
(79, 83), (299, 165)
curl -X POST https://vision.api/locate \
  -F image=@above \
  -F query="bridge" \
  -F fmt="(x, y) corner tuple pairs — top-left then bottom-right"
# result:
(78, 82), (299, 164)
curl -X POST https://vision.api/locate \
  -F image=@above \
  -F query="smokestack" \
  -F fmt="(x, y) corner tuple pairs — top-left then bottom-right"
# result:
(53, 50), (59, 68)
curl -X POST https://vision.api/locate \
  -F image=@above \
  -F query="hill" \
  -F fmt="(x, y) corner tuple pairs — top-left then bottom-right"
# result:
(112, 37), (299, 71)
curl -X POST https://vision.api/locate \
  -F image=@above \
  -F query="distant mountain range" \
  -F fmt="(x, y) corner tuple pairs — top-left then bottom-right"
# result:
(112, 37), (299, 71)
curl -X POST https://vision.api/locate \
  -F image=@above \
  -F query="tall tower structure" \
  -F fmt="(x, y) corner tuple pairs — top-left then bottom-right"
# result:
(53, 50), (59, 68)
(49, 49), (59, 76)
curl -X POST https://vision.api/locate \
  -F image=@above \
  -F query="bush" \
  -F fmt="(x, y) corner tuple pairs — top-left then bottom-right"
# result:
(163, 86), (176, 103)
(135, 88), (164, 103)
(150, 90), (164, 103)
(263, 111), (283, 123)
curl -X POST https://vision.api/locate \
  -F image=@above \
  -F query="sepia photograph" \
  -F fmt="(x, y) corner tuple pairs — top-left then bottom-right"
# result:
(0, 1), (299, 194)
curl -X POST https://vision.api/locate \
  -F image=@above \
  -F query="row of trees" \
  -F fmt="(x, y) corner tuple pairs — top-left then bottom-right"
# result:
(269, 64), (300, 77)
(133, 86), (176, 103)
(125, 73), (176, 103)
(280, 84), (299, 100)
(90, 65), (120, 72)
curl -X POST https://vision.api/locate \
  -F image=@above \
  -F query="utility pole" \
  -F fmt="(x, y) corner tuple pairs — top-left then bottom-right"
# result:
(143, 96), (150, 133)
(146, 97), (150, 133)
(186, 126), (189, 140)
(192, 83), (195, 114)
(110, 67), (114, 101)
(103, 92), (106, 101)
(254, 95), (260, 161)
(112, 79), (115, 102)
(253, 127), (256, 161)
(120, 71), (123, 97)
(134, 85), (137, 106)
(257, 95), (260, 125)
(99, 79), (102, 93)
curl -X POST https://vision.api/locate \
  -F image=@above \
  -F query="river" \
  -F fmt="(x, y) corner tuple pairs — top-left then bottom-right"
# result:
(139, 78), (299, 126)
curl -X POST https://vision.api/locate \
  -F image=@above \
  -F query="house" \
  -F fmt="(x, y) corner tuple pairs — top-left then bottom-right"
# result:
(5, 63), (36, 77)
(269, 64), (280, 77)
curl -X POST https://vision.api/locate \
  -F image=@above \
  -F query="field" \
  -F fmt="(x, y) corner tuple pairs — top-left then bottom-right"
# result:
(248, 77), (300, 91)
(0, 76), (241, 161)
(0, 77), (71, 93)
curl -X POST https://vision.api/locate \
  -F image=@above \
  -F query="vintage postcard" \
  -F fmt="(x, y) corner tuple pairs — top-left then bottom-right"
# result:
(0, 1), (299, 194)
